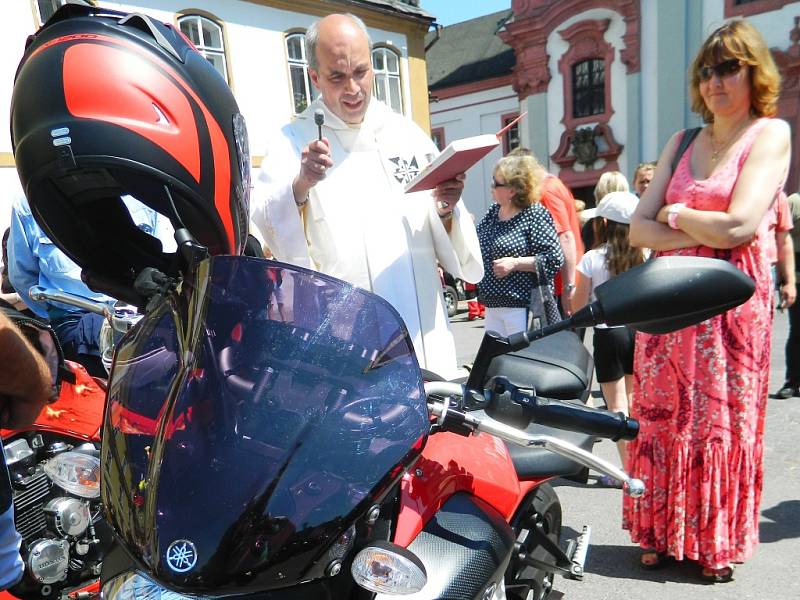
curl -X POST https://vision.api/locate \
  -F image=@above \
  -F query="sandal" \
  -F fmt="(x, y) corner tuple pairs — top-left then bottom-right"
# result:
(639, 549), (672, 570)
(700, 565), (734, 583)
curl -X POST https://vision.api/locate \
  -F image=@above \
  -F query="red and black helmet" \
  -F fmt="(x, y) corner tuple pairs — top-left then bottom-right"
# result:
(11, 3), (250, 303)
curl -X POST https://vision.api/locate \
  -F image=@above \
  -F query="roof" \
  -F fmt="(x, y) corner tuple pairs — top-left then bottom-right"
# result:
(425, 9), (515, 90)
(350, 0), (434, 21)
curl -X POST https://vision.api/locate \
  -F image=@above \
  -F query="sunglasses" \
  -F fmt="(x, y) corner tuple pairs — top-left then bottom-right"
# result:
(491, 178), (508, 189)
(699, 59), (743, 82)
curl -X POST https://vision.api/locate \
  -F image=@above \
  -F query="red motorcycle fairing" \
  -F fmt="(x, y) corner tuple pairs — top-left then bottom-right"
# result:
(0, 360), (104, 442)
(394, 430), (541, 547)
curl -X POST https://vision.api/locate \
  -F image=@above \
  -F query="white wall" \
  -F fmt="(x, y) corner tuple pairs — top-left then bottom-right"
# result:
(701, 0), (800, 46)
(640, 0), (659, 163)
(0, 2), (40, 242)
(429, 84), (519, 218)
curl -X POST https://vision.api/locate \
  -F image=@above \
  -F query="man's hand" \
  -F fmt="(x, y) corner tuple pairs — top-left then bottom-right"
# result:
(0, 314), (53, 429)
(492, 257), (518, 279)
(293, 138), (334, 203)
(433, 173), (465, 218)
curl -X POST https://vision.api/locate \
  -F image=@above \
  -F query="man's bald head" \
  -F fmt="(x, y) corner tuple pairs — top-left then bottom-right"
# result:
(306, 13), (375, 124)
(306, 14), (371, 72)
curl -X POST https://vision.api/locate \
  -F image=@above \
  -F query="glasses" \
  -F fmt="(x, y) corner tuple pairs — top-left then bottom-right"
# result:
(491, 179), (508, 189)
(698, 59), (743, 82)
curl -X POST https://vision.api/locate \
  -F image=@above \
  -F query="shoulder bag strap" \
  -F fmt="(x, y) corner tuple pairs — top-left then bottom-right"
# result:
(671, 127), (702, 174)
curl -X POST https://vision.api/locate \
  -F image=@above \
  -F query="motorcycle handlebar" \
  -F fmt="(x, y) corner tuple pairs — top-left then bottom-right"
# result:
(517, 394), (638, 441)
(423, 381), (645, 498)
(29, 286), (111, 320)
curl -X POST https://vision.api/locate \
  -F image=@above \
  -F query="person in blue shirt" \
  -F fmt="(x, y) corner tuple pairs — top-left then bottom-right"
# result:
(8, 194), (174, 377)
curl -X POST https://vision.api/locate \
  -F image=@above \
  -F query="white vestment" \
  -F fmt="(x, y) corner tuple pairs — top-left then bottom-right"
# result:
(251, 98), (483, 379)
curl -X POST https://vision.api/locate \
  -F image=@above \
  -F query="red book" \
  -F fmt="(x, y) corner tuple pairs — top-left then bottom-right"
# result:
(404, 113), (525, 194)
(404, 135), (498, 193)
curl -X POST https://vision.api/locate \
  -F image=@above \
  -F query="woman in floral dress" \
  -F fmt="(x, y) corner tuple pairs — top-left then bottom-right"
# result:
(626, 19), (790, 583)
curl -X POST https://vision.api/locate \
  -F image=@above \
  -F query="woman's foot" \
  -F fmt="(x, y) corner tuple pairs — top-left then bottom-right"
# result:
(700, 565), (734, 583)
(639, 550), (671, 570)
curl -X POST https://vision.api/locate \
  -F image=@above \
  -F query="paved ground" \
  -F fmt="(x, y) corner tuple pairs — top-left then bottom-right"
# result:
(449, 306), (800, 600)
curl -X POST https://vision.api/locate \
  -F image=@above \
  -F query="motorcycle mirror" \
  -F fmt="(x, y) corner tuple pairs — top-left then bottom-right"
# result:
(569, 256), (755, 334)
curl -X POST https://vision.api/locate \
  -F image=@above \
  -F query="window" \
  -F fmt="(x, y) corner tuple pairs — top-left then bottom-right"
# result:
(431, 127), (445, 151)
(35, 0), (66, 24)
(178, 15), (228, 82)
(725, 0), (794, 17)
(285, 32), (314, 115)
(372, 47), (403, 114)
(501, 113), (520, 155)
(572, 59), (605, 119)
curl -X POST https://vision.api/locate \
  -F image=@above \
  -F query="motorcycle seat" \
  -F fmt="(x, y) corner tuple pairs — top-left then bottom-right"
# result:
(485, 330), (593, 403)
(472, 411), (595, 481)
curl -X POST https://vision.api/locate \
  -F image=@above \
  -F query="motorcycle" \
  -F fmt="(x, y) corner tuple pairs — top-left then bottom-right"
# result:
(0, 290), (139, 600)
(94, 252), (753, 599)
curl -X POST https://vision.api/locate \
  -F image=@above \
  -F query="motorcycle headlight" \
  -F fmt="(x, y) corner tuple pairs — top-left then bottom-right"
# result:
(43, 451), (101, 498)
(103, 571), (213, 600)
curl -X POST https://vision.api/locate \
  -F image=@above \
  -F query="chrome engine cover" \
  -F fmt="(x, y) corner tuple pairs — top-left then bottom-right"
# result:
(26, 538), (70, 584)
(45, 497), (91, 537)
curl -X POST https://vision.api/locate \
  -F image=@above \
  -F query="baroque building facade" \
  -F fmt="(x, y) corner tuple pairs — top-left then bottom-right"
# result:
(427, 0), (800, 216)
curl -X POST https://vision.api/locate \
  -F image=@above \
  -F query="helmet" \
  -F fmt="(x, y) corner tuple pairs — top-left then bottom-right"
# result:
(11, 4), (250, 304)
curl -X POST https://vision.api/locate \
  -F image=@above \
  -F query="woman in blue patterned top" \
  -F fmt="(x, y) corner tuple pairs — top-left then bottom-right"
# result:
(477, 155), (564, 336)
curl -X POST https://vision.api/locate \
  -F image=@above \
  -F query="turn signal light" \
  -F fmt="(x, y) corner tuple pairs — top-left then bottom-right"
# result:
(351, 541), (427, 595)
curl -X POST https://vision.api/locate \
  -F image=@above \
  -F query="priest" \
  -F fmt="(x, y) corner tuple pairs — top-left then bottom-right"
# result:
(251, 13), (483, 379)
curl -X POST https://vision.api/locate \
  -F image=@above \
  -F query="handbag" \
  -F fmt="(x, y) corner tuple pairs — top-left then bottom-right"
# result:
(528, 261), (561, 330)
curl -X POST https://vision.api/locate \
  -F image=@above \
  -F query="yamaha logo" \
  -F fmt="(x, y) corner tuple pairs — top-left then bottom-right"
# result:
(166, 539), (198, 573)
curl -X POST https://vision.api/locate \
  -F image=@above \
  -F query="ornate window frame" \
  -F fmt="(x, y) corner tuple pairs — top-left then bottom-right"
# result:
(558, 19), (615, 129)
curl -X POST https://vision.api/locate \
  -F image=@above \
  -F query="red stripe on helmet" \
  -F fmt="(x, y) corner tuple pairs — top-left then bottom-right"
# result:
(63, 43), (201, 182)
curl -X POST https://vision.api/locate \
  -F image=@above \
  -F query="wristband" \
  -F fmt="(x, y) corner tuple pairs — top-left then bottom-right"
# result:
(667, 203), (685, 230)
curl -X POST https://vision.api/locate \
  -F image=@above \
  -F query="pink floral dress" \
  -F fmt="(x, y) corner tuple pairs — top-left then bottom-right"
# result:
(622, 118), (782, 570)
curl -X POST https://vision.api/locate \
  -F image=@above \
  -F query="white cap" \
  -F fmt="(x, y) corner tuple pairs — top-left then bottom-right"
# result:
(586, 191), (639, 224)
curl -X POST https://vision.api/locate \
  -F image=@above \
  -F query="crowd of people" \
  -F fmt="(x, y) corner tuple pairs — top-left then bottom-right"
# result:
(0, 9), (797, 593)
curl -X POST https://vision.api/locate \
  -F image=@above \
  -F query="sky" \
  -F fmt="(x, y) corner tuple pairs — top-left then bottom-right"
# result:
(419, 1), (512, 27)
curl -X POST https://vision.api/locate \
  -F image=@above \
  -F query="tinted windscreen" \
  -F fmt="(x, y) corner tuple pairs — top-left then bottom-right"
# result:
(102, 257), (428, 592)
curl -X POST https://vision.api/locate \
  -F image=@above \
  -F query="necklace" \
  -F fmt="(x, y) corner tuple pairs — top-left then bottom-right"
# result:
(709, 118), (752, 162)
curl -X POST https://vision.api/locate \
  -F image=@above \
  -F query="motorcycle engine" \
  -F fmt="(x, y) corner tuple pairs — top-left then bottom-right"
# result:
(3, 434), (109, 598)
